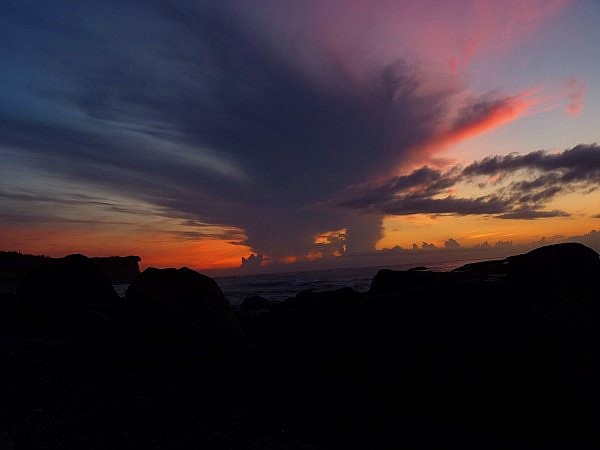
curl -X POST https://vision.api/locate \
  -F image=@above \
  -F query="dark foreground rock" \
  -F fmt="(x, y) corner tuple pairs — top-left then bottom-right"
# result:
(125, 267), (244, 357)
(2, 243), (600, 449)
(91, 255), (141, 283)
(0, 292), (20, 332)
(244, 243), (600, 448)
(241, 295), (271, 311)
(0, 251), (141, 286)
(16, 254), (120, 329)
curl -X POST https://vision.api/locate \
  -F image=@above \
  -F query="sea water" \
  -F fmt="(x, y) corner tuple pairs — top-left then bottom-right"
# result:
(214, 259), (482, 306)
(113, 258), (485, 306)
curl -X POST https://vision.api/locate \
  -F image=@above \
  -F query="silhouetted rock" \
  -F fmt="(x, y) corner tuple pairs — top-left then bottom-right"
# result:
(241, 295), (271, 311)
(0, 251), (51, 284)
(259, 288), (367, 364)
(42, 308), (116, 340)
(125, 267), (244, 357)
(368, 268), (461, 295)
(273, 287), (366, 312)
(0, 251), (141, 286)
(250, 437), (322, 449)
(16, 254), (120, 328)
(356, 243), (600, 431)
(3, 243), (600, 448)
(457, 243), (600, 352)
(0, 292), (21, 332)
(92, 256), (141, 284)
(244, 243), (600, 440)
(38, 308), (119, 360)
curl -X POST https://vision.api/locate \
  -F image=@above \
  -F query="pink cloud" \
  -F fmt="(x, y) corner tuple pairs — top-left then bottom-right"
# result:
(241, 0), (573, 80)
(400, 90), (537, 170)
(565, 77), (586, 116)
(236, 1), (573, 173)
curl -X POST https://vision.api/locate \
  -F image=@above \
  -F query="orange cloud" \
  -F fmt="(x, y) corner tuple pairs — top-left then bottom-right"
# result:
(281, 255), (299, 264)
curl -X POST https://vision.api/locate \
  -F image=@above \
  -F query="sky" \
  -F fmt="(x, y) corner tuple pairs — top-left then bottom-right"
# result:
(1, 0), (600, 273)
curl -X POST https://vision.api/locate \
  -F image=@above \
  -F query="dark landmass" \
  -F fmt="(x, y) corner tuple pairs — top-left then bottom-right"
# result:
(1, 243), (600, 449)
(0, 252), (51, 286)
(0, 252), (140, 287)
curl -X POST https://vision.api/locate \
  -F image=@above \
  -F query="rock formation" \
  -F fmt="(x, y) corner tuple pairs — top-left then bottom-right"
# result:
(16, 254), (120, 328)
(125, 267), (244, 356)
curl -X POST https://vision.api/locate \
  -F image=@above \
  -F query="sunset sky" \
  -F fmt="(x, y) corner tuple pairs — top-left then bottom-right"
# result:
(1, 0), (600, 272)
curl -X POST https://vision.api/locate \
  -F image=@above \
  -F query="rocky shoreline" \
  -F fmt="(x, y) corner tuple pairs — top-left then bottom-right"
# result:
(1, 243), (600, 449)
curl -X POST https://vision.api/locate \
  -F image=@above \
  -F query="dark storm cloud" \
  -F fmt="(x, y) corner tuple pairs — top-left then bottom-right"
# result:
(378, 196), (510, 216)
(0, 0), (549, 258)
(495, 209), (569, 220)
(332, 166), (511, 216)
(333, 144), (600, 219)
(463, 144), (600, 179)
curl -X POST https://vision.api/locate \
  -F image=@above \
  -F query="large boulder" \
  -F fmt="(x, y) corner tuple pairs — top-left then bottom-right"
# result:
(16, 254), (119, 327)
(241, 295), (271, 312)
(362, 244), (600, 419)
(0, 292), (21, 333)
(368, 269), (459, 295)
(261, 288), (368, 364)
(272, 287), (366, 312)
(92, 255), (141, 283)
(454, 243), (600, 351)
(125, 267), (244, 356)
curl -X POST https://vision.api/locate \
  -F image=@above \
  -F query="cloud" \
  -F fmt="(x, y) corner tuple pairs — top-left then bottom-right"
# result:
(461, 144), (600, 177)
(494, 240), (514, 249)
(444, 238), (462, 249)
(246, 0), (572, 77)
(564, 77), (586, 116)
(333, 144), (600, 219)
(240, 253), (267, 270)
(567, 230), (600, 250)
(0, 0), (573, 264)
(495, 209), (568, 220)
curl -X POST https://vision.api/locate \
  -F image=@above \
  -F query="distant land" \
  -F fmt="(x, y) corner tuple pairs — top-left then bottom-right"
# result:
(0, 251), (140, 286)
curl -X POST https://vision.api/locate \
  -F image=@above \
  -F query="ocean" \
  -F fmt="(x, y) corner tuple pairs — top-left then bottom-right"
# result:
(211, 258), (484, 306)
(99, 259), (486, 305)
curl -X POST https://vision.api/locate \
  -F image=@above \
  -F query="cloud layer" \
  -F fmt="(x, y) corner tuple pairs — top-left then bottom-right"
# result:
(333, 144), (600, 220)
(0, 0), (580, 265)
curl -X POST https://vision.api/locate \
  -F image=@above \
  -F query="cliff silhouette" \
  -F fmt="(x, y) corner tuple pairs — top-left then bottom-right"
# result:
(0, 251), (140, 285)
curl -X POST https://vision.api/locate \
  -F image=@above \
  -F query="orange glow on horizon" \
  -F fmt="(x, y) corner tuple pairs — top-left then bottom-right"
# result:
(0, 226), (254, 271)
(377, 212), (599, 252)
